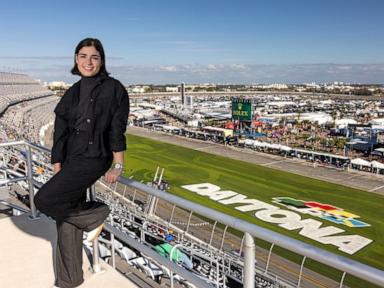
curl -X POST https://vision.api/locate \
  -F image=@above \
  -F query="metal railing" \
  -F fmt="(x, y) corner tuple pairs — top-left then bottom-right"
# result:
(0, 140), (49, 219)
(1, 140), (384, 288)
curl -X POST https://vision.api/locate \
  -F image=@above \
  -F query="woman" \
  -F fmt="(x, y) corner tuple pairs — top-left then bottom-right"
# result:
(35, 38), (129, 288)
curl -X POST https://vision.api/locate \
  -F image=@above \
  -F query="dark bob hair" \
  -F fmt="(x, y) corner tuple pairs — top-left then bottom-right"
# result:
(71, 38), (110, 76)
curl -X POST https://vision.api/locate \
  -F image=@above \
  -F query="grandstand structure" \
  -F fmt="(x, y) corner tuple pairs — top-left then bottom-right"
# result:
(0, 72), (384, 287)
(0, 72), (56, 144)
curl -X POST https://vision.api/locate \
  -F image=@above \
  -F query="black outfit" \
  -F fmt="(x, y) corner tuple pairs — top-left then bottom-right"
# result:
(35, 74), (129, 288)
(51, 73), (129, 162)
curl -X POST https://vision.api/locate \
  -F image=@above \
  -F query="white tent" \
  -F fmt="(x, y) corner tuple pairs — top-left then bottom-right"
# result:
(351, 158), (371, 167)
(369, 118), (384, 126)
(269, 143), (281, 150)
(253, 141), (265, 148)
(300, 112), (332, 125)
(279, 145), (292, 152)
(371, 160), (384, 169)
(244, 139), (254, 146)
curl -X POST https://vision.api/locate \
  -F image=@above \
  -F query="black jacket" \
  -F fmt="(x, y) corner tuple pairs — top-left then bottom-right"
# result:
(51, 75), (129, 164)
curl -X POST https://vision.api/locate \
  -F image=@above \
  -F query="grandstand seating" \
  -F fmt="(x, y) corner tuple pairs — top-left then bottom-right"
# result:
(0, 72), (56, 144)
(118, 246), (138, 263)
(129, 257), (164, 283)
(0, 72), (38, 84)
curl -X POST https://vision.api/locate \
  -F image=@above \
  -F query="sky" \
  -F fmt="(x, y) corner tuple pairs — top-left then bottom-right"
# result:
(0, 0), (383, 84)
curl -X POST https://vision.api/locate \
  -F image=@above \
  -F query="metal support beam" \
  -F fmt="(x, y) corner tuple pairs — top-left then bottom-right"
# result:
(220, 225), (228, 251)
(92, 239), (103, 274)
(297, 256), (307, 287)
(265, 243), (275, 274)
(132, 189), (137, 205)
(339, 272), (347, 288)
(89, 184), (104, 274)
(184, 210), (193, 235)
(209, 221), (217, 247)
(110, 214), (116, 269)
(239, 233), (244, 257)
(153, 197), (159, 215)
(168, 204), (176, 228)
(26, 145), (38, 219)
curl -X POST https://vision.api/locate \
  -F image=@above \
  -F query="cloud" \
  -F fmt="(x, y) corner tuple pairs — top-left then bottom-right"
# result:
(158, 66), (178, 72)
(0, 56), (124, 60)
(0, 56), (70, 60)
(112, 63), (384, 84)
(2, 59), (384, 84)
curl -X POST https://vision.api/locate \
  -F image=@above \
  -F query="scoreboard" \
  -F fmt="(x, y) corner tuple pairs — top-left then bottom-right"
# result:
(232, 98), (252, 121)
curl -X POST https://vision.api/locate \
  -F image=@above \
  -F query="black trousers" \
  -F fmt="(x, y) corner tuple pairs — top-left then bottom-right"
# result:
(35, 155), (112, 288)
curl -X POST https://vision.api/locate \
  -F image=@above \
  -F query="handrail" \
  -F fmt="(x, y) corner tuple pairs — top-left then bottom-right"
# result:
(0, 140), (26, 147)
(117, 177), (384, 286)
(2, 140), (384, 287)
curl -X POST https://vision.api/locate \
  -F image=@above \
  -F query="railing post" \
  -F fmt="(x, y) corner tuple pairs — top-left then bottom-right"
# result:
(169, 244), (182, 288)
(168, 204), (176, 228)
(239, 234), (244, 257)
(92, 238), (103, 273)
(89, 184), (104, 274)
(297, 256), (307, 287)
(339, 271), (347, 288)
(243, 232), (255, 288)
(110, 214), (116, 269)
(25, 144), (38, 220)
(216, 259), (220, 288)
(182, 211), (193, 241)
(265, 243), (274, 274)
(220, 225), (228, 251)
(209, 221), (217, 247)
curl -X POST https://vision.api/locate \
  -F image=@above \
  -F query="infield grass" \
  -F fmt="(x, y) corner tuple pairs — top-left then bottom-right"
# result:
(123, 134), (384, 287)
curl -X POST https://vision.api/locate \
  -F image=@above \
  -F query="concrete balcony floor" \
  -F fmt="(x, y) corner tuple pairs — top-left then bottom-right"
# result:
(0, 212), (137, 288)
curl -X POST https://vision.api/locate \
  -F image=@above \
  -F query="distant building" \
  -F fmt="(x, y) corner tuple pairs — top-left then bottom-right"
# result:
(129, 86), (146, 93)
(185, 95), (193, 109)
(251, 83), (288, 90)
(48, 81), (69, 89)
(166, 86), (178, 93)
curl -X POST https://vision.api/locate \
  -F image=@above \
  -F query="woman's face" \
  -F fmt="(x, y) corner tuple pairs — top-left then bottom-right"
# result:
(75, 46), (102, 77)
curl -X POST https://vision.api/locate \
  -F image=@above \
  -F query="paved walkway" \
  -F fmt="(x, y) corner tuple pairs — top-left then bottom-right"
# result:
(128, 126), (384, 195)
(0, 212), (137, 288)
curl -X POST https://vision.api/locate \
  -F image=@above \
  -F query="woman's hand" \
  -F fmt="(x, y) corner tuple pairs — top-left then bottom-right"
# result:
(106, 151), (124, 183)
(53, 163), (61, 174)
(104, 168), (122, 183)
